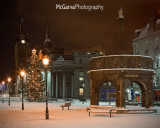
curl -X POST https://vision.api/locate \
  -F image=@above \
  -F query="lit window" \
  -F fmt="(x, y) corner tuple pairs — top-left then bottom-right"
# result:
(79, 72), (84, 76)
(79, 87), (84, 95)
(79, 72), (84, 81)
(79, 77), (84, 81)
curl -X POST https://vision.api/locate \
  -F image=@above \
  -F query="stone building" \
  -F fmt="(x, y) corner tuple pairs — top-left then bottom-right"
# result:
(14, 18), (30, 95)
(132, 8), (160, 101)
(13, 20), (106, 99)
(38, 25), (106, 99)
(45, 46), (105, 99)
(88, 55), (154, 108)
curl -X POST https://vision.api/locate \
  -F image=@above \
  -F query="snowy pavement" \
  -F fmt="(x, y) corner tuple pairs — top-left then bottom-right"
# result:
(0, 99), (160, 128)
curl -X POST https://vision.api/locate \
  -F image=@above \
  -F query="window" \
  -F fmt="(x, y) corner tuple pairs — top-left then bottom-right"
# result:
(79, 86), (84, 95)
(135, 44), (139, 54)
(156, 77), (159, 86)
(79, 72), (84, 81)
(144, 41), (149, 55)
(155, 38), (159, 50)
(156, 60), (159, 68)
(100, 52), (103, 55)
(79, 77), (84, 81)
(145, 46), (148, 55)
(155, 43), (159, 50)
(79, 58), (83, 64)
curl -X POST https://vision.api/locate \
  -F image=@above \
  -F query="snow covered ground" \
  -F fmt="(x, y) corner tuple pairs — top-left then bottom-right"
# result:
(0, 98), (160, 128)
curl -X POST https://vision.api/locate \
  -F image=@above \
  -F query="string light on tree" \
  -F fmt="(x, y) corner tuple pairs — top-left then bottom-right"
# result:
(26, 49), (45, 102)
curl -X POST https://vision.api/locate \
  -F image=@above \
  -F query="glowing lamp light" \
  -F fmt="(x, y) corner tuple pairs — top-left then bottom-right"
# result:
(21, 40), (25, 44)
(43, 56), (49, 66)
(2, 81), (5, 84)
(20, 70), (26, 77)
(8, 77), (11, 83)
(126, 89), (130, 92)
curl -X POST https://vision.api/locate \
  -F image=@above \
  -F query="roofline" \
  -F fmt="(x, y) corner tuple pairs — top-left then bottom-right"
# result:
(133, 29), (160, 42)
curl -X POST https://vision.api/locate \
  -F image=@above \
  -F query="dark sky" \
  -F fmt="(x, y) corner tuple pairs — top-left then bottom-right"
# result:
(0, 0), (159, 80)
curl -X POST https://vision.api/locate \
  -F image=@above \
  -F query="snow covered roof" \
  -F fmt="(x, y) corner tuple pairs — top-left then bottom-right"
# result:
(156, 19), (160, 24)
(89, 68), (155, 72)
(90, 54), (153, 60)
(136, 19), (160, 38)
(138, 24), (149, 38)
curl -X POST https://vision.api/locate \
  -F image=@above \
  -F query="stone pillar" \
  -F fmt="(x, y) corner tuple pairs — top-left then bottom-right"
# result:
(115, 80), (121, 108)
(71, 75), (74, 98)
(56, 72), (58, 99)
(116, 90), (120, 108)
(51, 72), (54, 97)
(141, 91), (145, 107)
(147, 80), (153, 107)
(148, 91), (153, 107)
(47, 71), (51, 98)
(90, 79), (99, 105)
(63, 72), (66, 98)
(145, 91), (149, 108)
(116, 78), (125, 108)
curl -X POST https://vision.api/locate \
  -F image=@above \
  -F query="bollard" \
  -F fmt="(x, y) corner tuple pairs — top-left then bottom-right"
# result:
(2, 97), (4, 103)
(109, 109), (112, 117)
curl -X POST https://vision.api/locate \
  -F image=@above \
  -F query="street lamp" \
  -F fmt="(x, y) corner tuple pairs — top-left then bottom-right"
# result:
(20, 70), (25, 110)
(21, 39), (25, 44)
(7, 77), (11, 106)
(43, 56), (49, 119)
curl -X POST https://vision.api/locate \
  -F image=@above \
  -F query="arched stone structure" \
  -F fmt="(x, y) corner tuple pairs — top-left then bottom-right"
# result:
(88, 55), (155, 108)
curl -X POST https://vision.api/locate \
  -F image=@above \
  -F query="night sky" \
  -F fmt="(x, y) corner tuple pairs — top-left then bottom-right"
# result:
(0, 0), (159, 81)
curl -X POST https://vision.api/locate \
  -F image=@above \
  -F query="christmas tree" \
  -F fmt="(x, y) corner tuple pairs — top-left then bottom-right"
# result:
(26, 49), (45, 102)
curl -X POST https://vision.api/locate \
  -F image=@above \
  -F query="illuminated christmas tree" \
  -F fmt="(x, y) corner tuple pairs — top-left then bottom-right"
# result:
(26, 49), (45, 102)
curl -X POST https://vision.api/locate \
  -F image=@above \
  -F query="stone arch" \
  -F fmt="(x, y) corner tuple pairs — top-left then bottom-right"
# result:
(88, 55), (155, 108)
(99, 80), (117, 104)
(132, 80), (147, 91)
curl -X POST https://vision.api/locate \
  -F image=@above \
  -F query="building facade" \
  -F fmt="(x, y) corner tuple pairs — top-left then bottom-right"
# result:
(46, 46), (105, 99)
(14, 18), (30, 95)
(132, 8), (160, 102)
(13, 20), (106, 99)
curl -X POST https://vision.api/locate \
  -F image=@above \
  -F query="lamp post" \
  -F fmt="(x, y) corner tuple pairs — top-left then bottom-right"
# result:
(43, 56), (49, 119)
(7, 77), (11, 106)
(20, 70), (25, 110)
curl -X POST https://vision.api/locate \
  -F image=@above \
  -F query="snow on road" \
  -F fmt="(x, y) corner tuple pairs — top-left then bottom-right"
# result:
(0, 100), (160, 128)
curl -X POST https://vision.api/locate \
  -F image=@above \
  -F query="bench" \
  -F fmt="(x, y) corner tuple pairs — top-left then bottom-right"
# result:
(87, 105), (116, 117)
(79, 98), (86, 102)
(60, 102), (71, 110)
(79, 98), (87, 104)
